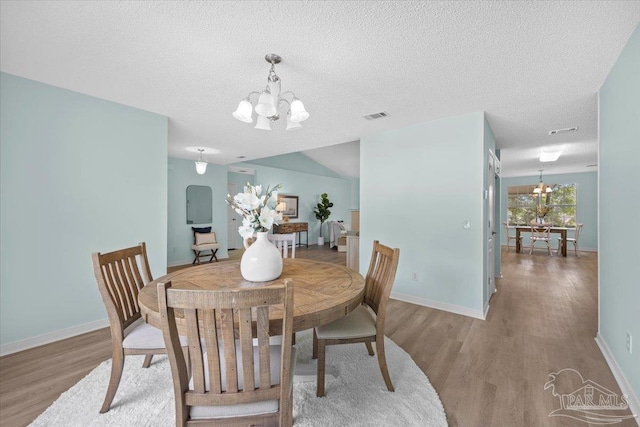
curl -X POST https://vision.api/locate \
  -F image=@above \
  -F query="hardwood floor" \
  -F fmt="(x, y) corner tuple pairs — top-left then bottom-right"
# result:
(0, 245), (635, 426)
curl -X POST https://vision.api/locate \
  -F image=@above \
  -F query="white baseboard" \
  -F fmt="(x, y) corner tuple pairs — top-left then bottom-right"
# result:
(167, 259), (194, 268)
(0, 318), (109, 357)
(167, 255), (229, 268)
(391, 292), (485, 320)
(595, 333), (640, 424)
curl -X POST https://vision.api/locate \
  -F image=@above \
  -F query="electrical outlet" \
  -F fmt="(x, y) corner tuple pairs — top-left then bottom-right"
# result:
(627, 332), (632, 354)
(411, 272), (419, 282)
(463, 220), (471, 229)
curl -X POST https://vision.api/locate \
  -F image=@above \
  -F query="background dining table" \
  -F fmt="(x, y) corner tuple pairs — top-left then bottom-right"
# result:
(514, 225), (570, 256)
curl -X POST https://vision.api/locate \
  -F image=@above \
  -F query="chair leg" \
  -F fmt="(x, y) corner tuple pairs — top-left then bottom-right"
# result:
(142, 354), (153, 368)
(365, 341), (374, 356)
(556, 240), (562, 256)
(312, 329), (318, 360)
(375, 339), (394, 392)
(100, 350), (125, 413)
(192, 250), (200, 265)
(546, 241), (552, 256)
(316, 339), (326, 397)
(575, 242), (580, 257)
(529, 241), (534, 254)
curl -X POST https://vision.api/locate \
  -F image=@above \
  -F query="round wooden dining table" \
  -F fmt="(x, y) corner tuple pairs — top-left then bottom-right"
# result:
(138, 258), (365, 334)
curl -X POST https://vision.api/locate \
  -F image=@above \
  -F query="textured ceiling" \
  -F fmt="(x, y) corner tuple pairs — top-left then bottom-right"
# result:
(2, 1), (639, 178)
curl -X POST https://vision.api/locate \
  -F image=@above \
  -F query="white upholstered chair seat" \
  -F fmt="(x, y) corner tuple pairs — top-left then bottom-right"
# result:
(123, 318), (187, 349)
(315, 305), (377, 340)
(190, 242), (220, 251)
(189, 346), (297, 420)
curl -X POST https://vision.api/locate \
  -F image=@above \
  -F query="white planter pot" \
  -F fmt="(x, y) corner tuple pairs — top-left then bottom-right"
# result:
(318, 236), (325, 246)
(240, 232), (283, 282)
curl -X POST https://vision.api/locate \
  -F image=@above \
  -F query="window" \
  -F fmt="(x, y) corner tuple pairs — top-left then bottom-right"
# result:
(507, 183), (577, 227)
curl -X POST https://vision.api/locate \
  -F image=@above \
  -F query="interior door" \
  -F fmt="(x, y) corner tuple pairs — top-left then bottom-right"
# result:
(487, 152), (497, 301)
(227, 183), (238, 250)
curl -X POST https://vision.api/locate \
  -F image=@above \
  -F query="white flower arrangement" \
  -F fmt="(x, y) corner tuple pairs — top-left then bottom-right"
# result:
(225, 183), (283, 239)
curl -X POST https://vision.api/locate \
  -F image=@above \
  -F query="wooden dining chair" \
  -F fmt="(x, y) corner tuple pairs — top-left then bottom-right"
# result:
(557, 223), (584, 257)
(268, 233), (296, 258)
(503, 222), (521, 252)
(92, 242), (187, 413)
(158, 279), (296, 427)
(529, 224), (552, 255)
(312, 240), (400, 397)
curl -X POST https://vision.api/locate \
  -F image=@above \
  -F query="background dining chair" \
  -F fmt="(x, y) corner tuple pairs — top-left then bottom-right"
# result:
(158, 280), (295, 427)
(92, 242), (187, 413)
(312, 240), (400, 397)
(267, 233), (296, 258)
(529, 224), (552, 255)
(557, 223), (583, 257)
(502, 222), (522, 252)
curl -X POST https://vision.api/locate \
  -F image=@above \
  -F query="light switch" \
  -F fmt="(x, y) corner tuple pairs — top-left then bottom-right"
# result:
(463, 220), (471, 229)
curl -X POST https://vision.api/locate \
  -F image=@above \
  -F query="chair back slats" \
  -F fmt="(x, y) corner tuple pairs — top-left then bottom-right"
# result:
(158, 281), (294, 420)
(238, 307), (256, 392)
(574, 223), (584, 240)
(531, 224), (551, 239)
(364, 241), (400, 315)
(185, 308), (206, 394)
(220, 308), (239, 393)
(115, 257), (138, 318)
(202, 310), (222, 394)
(256, 306), (272, 390)
(92, 243), (153, 333)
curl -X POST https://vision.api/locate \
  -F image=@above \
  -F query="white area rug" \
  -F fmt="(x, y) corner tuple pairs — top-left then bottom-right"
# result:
(30, 330), (447, 426)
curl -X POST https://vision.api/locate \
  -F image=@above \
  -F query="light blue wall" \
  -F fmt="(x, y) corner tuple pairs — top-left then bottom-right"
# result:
(360, 112), (486, 315)
(0, 73), (168, 345)
(248, 152), (342, 178)
(500, 172), (598, 250)
(599, 24), (640, 398)
(350, 178), (361, 209)
(167, 158), (229, 266)
(227, 172), (254, 250)
(237, 162), (353, 242)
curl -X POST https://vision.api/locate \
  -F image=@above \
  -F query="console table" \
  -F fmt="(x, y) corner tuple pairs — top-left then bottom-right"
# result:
(273, 222), (308, 247)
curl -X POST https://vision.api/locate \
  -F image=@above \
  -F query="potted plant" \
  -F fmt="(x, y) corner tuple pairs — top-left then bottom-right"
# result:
(313, 193), (333, 246)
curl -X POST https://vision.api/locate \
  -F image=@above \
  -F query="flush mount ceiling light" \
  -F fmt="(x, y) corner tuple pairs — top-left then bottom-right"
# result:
(195, 149), (207, 175)
(533, 169), (553, 194)
(232, 54), (309, 131)
(540, 146), (563, 162)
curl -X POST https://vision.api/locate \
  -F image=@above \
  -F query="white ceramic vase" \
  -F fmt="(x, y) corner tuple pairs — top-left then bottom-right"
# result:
(241, 231), (283, 282)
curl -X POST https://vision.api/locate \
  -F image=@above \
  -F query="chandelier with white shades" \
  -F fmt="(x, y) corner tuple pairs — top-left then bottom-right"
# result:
(232, 54), (309, 131)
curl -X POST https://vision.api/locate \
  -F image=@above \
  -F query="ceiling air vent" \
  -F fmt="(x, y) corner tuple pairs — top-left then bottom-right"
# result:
(363, 111), (390, 120)
(549, 127), (578, 135)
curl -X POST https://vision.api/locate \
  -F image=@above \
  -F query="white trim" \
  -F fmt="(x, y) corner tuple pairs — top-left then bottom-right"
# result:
(0, 318), (109, 357)
(167, 259), (194, 268)
(595, 333), (640, 424)
(483, 303), (490, 319)
(167, 255), (229, 269)
(391, 292), (485, 320)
